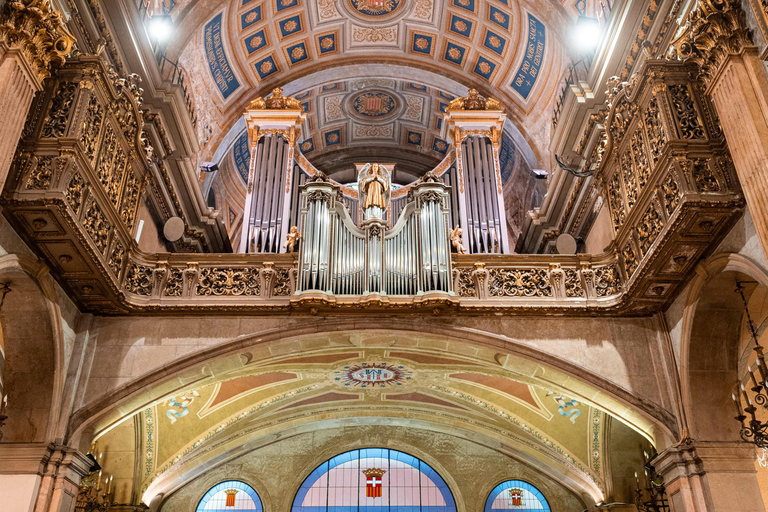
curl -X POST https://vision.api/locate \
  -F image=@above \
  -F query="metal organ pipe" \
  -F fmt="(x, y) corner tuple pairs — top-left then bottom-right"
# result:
(298, 179), (453, 296)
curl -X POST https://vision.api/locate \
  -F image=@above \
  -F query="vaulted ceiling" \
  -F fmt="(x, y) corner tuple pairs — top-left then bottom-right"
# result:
(166, 0), (576, 174)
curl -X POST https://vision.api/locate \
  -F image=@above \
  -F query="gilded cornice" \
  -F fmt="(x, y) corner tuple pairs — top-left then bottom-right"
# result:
(0, 0), (75, 82)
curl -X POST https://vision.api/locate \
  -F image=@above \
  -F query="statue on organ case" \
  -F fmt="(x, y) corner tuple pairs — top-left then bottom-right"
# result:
(358, 163), (391, 219)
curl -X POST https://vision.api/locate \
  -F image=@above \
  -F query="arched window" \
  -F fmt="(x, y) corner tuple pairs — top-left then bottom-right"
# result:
(292, 448), (457, 512)
(197, 481), (263, 512)
(485, 480), (551, 512)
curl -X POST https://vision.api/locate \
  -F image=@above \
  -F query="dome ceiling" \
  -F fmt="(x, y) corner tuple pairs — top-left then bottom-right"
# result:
(171, 0), (573, 167)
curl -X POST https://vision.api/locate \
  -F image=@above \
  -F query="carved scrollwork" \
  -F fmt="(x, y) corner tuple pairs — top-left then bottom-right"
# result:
(125, 263), (153, 296)
(455, 268), (476, 298)
(25, 156), (53, 190)
(195, 268), (261, 296)
(488, 269), (552, 297)
(163, 268), (184, 297)
(623, 243), (639, 277)
(447, 89), (502, 111)
(80, 94), (104, 163)
(564, 269), (585, 298)
(631, 129), (651, 187)
(607, 172), (626, 231)
(636, 203), (664, 254)
(108, 241), (124, 277)
(65, 172), (85, 214)
(42, 81), (76, 138)
(621, 152), (638, 211)
(594, 265), (622, 297)
(661, 171), (682, 216)
(644, 97), (667, 164)
(692, 159), (720, 192)
(273, 268), (292, 296)
(668, 85), (705, 140)
(676, 0), (752, 86)
(307, 190), (330, 204)
(0, 0), (75, 82)
(82, 200), (109, 255)
(120, 169), (140, 229)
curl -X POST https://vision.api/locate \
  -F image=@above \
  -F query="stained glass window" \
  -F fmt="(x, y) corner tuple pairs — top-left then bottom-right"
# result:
(484, 480), (551, 512)
(197, 481), (263, 512)
(291, 448), (457, 512)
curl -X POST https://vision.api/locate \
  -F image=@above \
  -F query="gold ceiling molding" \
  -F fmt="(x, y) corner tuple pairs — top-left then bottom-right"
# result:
(675, 0), (753, 86)
(0, 0), (76, 82)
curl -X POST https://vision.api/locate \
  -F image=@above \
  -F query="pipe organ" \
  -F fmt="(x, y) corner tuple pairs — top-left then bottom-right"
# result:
(461, 136), (506, 254)
(298, 176), (453, 296)
(242, 135), (292, 253)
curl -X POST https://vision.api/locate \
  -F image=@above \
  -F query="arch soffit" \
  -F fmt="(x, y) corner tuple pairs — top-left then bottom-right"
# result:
(0, 253), (68, 442)
(149, 418), (592, 512)
(678, 252), (768, 436)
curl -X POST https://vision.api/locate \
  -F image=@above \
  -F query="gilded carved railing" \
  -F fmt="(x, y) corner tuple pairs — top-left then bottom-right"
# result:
(0, 58), (744, 315)
(594, 60), (742, 310)
(2, 55), (148, 312)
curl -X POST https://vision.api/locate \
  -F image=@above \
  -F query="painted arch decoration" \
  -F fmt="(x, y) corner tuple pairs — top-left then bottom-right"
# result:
(485, 480), (551, 512)
(292, 448), (457, 512)
(197, 481), (264, 512)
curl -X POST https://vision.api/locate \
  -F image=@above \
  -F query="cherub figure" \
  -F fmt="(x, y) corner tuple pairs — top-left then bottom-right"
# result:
(449, 225), (467, 254)
(284, 226), (302, 253)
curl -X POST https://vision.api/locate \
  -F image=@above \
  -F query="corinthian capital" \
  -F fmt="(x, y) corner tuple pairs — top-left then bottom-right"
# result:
(0, 0), (76, 83)
(676, 0), (752, 85)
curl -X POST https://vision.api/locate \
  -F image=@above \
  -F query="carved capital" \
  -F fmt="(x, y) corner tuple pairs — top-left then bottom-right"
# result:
(676, 0), (753, 85)
(0, 0), (75, 83)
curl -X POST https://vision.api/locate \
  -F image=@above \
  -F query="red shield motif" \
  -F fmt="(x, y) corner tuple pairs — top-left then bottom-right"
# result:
(362, 468), (386, 498)
(225, 490), (238, 507)
(508, 489), (523, 507)
(365, 96), (382, 113)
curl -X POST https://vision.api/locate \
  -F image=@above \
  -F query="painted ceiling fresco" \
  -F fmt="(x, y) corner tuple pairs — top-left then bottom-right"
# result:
(99, 346), (610, 502)
(173, 0), (571, 165)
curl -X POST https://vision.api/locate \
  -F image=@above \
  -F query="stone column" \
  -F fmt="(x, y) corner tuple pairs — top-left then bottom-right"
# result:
(0, 443), (91, 512)
(654, 441), (764, 512)
(0, 0), (74, 193)
(677, 0), (768, 253)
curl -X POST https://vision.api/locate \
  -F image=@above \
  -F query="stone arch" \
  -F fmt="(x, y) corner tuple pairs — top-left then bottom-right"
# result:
(0, 254), (66, 443)
(679, 252), (768, 441)
(68, 320), (673, 444)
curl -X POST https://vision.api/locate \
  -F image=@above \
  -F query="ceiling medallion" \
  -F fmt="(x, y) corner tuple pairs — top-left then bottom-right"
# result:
(347, 0), (405, 18)
(334, 362), (412, 388)
(350, 91), (399, 120)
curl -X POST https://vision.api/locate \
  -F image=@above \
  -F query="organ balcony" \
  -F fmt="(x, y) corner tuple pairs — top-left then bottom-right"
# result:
(0, 58), (744, 315)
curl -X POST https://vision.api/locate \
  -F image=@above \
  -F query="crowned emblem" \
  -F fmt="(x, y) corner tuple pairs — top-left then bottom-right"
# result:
(508, 488), (524, 507)
(224, 489), (238, 507)
(362, 468), (386, 498)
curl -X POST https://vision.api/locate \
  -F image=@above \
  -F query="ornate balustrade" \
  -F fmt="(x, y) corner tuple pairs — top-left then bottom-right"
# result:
(2, 55), (148, 313)
(0, 58), (745, 315)
(593, 60), (743, 312)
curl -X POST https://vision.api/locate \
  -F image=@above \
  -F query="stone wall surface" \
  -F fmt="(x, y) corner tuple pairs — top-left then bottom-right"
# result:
(157, 424), (586, 512)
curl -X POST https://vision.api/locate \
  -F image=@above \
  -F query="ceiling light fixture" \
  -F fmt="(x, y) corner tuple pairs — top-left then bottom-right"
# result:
(149, 15), (174, 43)
(573, 16), (602, 54)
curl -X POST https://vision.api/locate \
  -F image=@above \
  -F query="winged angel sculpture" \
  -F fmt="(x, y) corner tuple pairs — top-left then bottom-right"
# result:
(358, 163), (391, 220)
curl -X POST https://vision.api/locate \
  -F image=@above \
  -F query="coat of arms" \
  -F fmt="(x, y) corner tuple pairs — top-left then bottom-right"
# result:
(508, 488), (524, 507)
(362, 468), (386, 498)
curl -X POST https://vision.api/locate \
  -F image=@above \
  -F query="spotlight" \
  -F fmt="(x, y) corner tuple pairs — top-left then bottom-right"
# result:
(572, 16), (601, 53)
(149, 15), (174, 43)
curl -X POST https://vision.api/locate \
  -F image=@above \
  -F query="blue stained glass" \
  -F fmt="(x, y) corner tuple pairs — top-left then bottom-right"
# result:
(484, 480), (551, 512)
(196, 480), (263, 512)
(292, 449), (456, 512)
